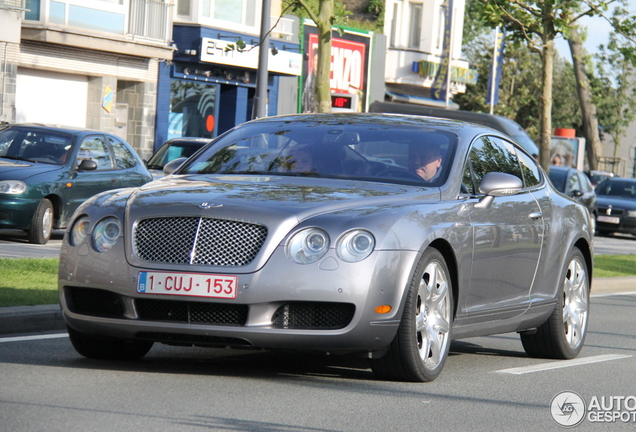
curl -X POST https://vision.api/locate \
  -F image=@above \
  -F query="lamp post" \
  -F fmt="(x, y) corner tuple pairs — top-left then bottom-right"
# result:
(252, 0), (271, 119)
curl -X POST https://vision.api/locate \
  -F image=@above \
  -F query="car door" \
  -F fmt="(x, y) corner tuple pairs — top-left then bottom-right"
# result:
(461, 136), (545, 316)
(63, 134), (119, 222)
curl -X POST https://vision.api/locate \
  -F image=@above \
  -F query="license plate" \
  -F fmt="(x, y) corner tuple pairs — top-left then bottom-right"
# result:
(597, 215), (620, 224)
(137, 271), (238, 299)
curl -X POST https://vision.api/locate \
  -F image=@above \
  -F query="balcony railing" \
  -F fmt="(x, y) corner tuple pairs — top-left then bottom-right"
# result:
(0, 0), (25, 10)
(128, 0), (173, 43)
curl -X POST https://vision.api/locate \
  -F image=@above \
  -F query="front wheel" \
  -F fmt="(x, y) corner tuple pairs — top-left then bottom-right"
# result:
(521, 248), (589, 359)
(370, 248), (453, 382)
(27, 198), (54, 244)
(67, 326), (153, 361)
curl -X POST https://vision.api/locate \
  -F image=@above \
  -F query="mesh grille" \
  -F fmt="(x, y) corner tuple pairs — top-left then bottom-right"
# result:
(134, 217), (268, 266)
(135, 298), (248, 325)
(66, 287), (125, 318)
(272, 302), (355, 329)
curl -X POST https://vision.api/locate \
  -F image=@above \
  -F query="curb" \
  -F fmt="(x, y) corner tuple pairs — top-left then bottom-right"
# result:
(1, 277), (635, 336)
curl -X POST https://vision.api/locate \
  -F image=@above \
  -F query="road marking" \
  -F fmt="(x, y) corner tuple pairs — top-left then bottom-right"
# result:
(496, 354), (632, 375)
(592, 291), (636, 298)
(0, 333), (68, 344)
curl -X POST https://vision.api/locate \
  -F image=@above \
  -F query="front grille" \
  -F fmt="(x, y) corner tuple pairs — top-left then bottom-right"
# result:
(134, 216), (268, 266)
(66, 287), (125, 318)
(271, 302), (355, 329)
(135, 332), (252, 347)
(135, 298), (248, 325)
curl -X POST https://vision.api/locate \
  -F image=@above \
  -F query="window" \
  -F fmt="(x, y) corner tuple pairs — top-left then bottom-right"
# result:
(25, 0), (41, 20)
(79, 136), (113, 170)
(108, 136), (137, 169)
(169, 80), (219, 140)
(516, 149), (541, 188)
(408, 3), (422, 49)
(462, 136), (523, 195)
(202, 0), (257, 27)
(436, 5), (446, 50)
(390, 2), (400, 47)
(177, 0), (191, 15)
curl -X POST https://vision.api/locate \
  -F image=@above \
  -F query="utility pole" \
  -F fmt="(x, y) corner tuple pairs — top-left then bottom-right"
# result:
(252, 0), (271, 119)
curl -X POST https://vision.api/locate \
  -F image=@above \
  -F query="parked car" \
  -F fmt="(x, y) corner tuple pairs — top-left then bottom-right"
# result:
(585, 169), (616, 188)
(548, 166), (597, 229)
(145, 137), (210, 179)
(59, 113), (593, 382)
(369, 100), (540, 158)
(0, 124), (152, 244)
(595, 177), (636, 236)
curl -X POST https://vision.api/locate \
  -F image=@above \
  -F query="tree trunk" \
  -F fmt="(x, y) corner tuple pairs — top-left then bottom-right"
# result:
(568, 27), (600, 171)
(315, 0), (333, 113)
(539, 39), (554, 172)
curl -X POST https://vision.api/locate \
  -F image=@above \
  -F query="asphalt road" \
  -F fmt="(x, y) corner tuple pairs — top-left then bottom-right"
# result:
(1, 291), (635, 431)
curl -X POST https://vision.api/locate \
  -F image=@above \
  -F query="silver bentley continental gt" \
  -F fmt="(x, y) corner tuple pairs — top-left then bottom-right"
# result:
(59, 114), (593, 382)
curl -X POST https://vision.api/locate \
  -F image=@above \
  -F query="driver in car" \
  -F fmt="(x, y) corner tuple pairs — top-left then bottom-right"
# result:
(409, 143), (443, 182)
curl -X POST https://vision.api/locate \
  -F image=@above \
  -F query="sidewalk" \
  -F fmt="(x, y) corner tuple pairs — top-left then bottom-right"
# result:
(1, 277), (634, 336)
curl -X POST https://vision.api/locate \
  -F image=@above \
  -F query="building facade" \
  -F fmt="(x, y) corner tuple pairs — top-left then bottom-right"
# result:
(154, 0), (302, 149)
(382, 0), (475, 106)
(1, 0), (174, 159)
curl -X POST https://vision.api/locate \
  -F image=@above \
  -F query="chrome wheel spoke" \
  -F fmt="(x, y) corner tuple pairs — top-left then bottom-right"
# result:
(418, 261), (451, 367)
(562, 257), (588, 348)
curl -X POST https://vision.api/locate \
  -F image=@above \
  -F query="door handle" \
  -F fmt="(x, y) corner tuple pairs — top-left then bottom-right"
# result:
(529, 212), (543, 220)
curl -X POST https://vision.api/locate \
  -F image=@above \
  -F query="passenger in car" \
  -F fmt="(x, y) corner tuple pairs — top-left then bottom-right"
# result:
(409, 143), (443, 182)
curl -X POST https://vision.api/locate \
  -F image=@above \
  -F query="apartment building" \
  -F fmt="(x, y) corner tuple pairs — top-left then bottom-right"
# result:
(0, 0), (174, 158)
(382, 0), (475, 106)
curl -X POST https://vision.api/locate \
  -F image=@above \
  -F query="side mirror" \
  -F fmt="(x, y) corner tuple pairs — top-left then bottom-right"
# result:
(163, 157), (187, 176)
(77, 159), (98, 171)
(476, 172), (523, 209)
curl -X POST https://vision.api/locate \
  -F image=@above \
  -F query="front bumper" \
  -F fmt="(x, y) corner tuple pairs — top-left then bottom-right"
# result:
(0, 196), (39, 230)
(59, 247), (418, 355)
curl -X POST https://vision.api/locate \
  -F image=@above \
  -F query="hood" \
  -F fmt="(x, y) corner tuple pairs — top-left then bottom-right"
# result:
(0, 158), (62, 180)
(596, 196), (636, 210)
(128, 174), (440, 223)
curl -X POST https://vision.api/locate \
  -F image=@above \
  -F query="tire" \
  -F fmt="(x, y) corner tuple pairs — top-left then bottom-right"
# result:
(370, 248), (453, 382)
(27, 199), (54, 244)
(521, 248), (589, 359)
(67, 326), (153, 361)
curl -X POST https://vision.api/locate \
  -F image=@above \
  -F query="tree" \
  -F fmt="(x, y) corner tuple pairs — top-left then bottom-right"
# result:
(471, 0), (626, 171)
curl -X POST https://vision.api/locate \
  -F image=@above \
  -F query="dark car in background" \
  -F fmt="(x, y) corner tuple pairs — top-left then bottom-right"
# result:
(0, 124), (152, 244)
(369, 100), (540, 158)
(595, 177), (636, 236)
(145, 137), (210, 179)
(585, 170), (617, 189)
(548, 166), (597, 230)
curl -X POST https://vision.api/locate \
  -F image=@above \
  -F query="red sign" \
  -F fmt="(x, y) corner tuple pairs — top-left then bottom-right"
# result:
(308, 34), (366, 95)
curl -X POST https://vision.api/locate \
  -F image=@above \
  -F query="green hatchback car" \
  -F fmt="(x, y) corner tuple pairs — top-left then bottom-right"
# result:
(0, 124), (152, 244)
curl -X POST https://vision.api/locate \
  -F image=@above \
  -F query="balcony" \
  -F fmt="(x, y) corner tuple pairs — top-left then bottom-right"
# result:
(21, 0), (174, 58)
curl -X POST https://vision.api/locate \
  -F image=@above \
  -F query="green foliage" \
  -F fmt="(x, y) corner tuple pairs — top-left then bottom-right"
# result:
(283, 0), (351, 27)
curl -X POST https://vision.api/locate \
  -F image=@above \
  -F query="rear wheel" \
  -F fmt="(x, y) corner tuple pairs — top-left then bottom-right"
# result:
(67, 326), (153, 361)
(370, 248), (453, 382)
(27, 198), (53, 244)
(521, 248), (589, 359)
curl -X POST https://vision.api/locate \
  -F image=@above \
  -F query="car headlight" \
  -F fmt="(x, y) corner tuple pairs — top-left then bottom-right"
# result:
(0, 180), (27, 195)
(287, 228), (330, 264)
(69, 216), (90, 246)
(336, 230), (375, 262)
(92, 217), (122, 253)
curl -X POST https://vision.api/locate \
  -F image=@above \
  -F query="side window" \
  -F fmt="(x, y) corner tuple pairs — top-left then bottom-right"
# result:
(515, 147), (541, 188)
(461, 136), (521, 194)
(568, 172), (580, 192)
(108, 136), (137, 169)
(79, 136), (113, 170)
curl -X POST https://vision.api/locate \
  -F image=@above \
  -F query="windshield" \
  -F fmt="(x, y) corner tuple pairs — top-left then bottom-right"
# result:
(147, 140), (208, 169)
(178, 118), (458, 187)
(596, 180), (636, 199)
(0, 126), (74, 165)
